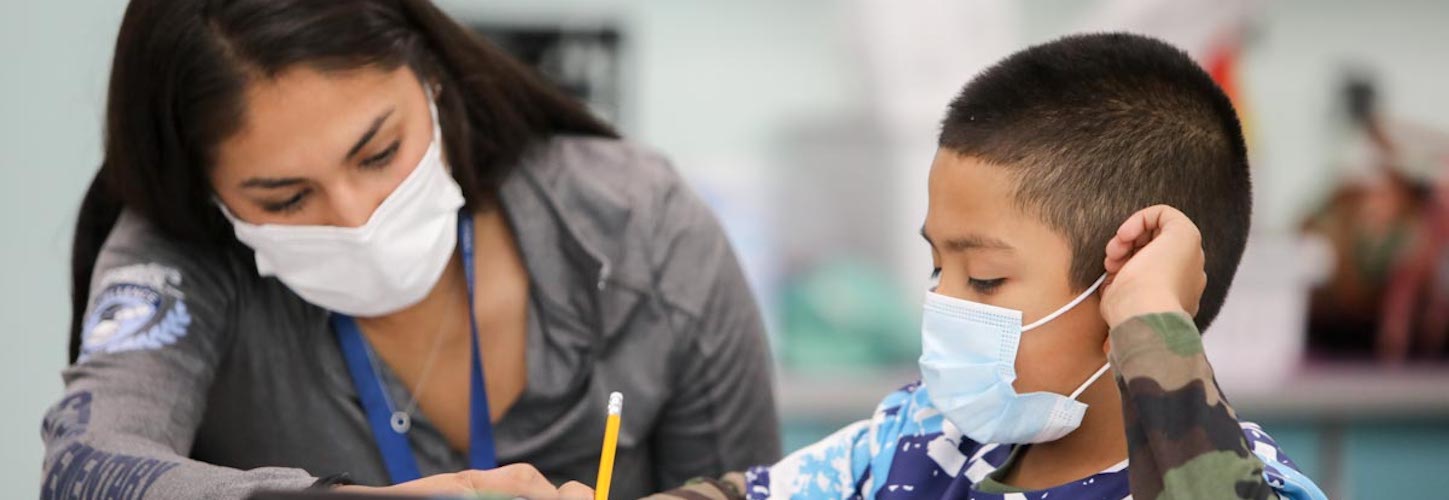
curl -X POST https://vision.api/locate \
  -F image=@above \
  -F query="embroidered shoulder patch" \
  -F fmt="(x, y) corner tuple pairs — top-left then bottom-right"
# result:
(79, 263), (192, 361)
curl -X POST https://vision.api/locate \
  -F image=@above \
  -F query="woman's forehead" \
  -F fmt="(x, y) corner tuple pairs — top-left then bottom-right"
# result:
(212, 67), (420, 177)
(240, 66), (413, 132)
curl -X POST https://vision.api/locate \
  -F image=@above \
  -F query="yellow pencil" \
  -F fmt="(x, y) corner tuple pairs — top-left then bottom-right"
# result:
(594, 392), (623, 500)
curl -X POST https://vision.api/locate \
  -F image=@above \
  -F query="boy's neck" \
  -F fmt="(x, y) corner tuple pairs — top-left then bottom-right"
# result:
(998, 367), (1128, 490)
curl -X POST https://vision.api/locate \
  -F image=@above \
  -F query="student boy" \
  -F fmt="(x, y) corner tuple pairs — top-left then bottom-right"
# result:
(653, 33), (1327, 500)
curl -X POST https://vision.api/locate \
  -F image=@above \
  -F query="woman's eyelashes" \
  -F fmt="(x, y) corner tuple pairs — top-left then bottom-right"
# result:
(257, 138), (403, 214)
(360, 139), (401, 169)
(262, 187), (312, 214)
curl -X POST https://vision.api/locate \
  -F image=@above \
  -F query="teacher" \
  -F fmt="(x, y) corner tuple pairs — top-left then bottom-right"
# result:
(42, 0), (780, 498)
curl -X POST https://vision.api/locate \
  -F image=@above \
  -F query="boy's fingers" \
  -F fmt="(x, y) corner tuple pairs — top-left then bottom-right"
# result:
(1134, 229), (1153, 251)
(1105, 205), (1197, 273)
(1148, 205), (1197, 240)
(1106, 210), (1148, 260)
(1115, 209), (1149, 243)
(1105, 207), (1154, 266)
(1105, 233), (1134, 261)
(1104, 239), (1133, 273)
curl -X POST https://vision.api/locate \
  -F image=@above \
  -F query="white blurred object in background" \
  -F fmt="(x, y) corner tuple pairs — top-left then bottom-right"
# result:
(1203, 235), (1327, 395)
(1076, 0), (1262, 63)
(851, 0), (1017, 297)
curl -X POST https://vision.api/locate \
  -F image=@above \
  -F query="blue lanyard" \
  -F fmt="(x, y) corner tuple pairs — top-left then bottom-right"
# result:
(332, 210), (497, 484)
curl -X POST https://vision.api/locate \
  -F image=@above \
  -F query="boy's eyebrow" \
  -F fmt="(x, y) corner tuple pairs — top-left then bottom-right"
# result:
(919, 226), (1014, 252)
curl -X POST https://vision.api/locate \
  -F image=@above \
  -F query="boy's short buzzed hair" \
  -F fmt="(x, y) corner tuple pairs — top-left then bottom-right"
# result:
(938, 32), (1250, 331)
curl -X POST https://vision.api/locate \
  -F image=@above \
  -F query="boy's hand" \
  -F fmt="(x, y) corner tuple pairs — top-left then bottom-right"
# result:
(1100, 205), (1207, 329)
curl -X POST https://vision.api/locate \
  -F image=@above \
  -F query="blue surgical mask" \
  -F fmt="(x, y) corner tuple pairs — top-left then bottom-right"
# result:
(919, 274), (1110, 445)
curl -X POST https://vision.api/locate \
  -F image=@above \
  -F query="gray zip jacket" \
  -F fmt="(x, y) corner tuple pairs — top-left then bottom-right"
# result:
(40, 136), (781, 500)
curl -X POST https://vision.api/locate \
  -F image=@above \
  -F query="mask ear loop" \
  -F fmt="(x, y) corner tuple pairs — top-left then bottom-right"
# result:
(1068, 362), (1112, 400)
(1021, 272), (1112, 400)
(1022, 273), (1108, 331)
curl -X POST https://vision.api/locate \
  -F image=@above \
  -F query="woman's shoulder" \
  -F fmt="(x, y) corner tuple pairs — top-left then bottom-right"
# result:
(523, 134), (686, 203)
(511, 134), (735, 311)
(514, 133), (711, 252)
(78, 211), (249, 361)
(88, 211), (266, 320)
(534, 133), (672, 169)
(100, 211), (243, 277)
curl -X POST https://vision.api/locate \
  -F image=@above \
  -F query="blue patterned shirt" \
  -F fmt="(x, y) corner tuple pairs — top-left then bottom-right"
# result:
(742, 382), (1325, 500)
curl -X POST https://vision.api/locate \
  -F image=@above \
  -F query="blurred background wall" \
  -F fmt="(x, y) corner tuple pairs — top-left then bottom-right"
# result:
(4, 0), (1448, 498)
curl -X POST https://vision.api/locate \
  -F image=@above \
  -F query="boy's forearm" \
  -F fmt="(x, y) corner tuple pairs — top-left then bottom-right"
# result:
(1108, 311), (1278, 500)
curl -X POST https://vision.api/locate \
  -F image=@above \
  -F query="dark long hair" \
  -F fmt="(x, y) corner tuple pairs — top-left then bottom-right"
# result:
(69, 0), (616, 361)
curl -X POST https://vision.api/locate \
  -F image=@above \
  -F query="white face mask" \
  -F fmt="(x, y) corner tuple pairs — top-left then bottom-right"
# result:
(219, 98), (465, 317)
(919, 274), (1111, 445)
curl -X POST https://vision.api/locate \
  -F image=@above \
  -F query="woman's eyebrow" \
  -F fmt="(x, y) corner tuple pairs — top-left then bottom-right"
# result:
(343, 107), (396, 160)
(240, 107), (397, 190)
(241, 176), (305, 189)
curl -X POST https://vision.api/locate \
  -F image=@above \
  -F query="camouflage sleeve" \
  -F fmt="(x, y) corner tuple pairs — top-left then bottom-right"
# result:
(1108, 311), (1278, 500)
(642, 473), (749, 500)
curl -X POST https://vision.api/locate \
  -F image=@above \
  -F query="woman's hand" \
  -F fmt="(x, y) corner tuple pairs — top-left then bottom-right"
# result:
(335, 463), (594, 499)
(1100, 204), (1208, 329)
